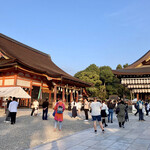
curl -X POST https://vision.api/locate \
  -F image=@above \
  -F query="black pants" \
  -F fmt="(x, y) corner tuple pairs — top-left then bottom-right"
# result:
(135, 109), (139, 115)
(146, 110), (149, 116)
(31, 108), (35, 116)
(139, 109), (144, 120)
(84, 109), (89, 120)
(10, 112), (17, 124)
(42, 109), (48, 120)
(119, 122), (125, 127)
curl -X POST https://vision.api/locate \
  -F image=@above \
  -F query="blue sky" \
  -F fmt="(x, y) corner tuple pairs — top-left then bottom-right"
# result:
(0, 0), (150, 75)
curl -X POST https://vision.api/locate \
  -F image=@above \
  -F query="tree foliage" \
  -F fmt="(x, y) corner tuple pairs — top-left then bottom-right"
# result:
(123, 63), (129, 68)
(116, 64), (122, 70)
(74, 64), (130, 99)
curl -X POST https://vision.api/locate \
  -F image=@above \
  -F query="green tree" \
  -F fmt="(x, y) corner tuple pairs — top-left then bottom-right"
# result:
(116, 64), (122, 70)
(74, 64), (102, 97)
(85, 64), (100, 74)
(99, 66), (114, 85)
(123, 63), (129, 68)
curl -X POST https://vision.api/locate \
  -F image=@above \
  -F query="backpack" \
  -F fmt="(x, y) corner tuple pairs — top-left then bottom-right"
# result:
(57, 104), (63, 114)
(139, 103), (143, 109)
(116, 107), (120, 114)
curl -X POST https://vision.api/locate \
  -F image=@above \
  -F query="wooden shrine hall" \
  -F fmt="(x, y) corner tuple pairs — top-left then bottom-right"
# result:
(0, 33), (91, 108)
(113, 50), (150, 101)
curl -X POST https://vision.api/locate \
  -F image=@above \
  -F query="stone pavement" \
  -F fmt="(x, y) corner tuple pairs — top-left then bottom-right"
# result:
(30, 114), (150, 150)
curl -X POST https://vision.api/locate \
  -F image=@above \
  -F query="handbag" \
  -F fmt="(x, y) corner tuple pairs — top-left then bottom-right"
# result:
(116, 107), (120, 114)
(52, 111), (55, 117)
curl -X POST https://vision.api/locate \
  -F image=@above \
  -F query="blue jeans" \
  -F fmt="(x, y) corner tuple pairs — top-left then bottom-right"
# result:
(139, 109), (143, 120)
(108, 109), (113, 122)
(54, 120), (62, 130)
(42, 109), (48, 120)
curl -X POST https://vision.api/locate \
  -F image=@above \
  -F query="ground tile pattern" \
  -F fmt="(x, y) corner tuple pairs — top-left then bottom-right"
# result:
(31, 114), (150, 150)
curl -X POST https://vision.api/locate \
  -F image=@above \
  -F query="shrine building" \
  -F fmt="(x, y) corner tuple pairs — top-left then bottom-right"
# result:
(113, 50), (150, 101)
(0, 33), (91, 108)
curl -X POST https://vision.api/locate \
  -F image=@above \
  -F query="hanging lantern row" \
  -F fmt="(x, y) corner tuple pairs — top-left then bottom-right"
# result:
(121, 78), (150, 85)
(57, 86), (80, 93)
(128, 84), (150, 89)
(132, 89), (150, 93)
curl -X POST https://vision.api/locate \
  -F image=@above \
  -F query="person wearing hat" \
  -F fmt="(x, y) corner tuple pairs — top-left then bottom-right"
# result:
(8, 97), (18, 125)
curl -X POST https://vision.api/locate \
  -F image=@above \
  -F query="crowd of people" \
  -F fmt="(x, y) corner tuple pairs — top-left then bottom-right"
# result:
(3, 96), (149, 133)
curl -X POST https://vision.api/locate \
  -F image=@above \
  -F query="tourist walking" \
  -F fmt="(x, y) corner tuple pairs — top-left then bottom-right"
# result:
(107, 100), (115, 123)
(90, 97), (104, 133)
(71, 100), (77, 118)
(137, 99), (145, 121)
(134, 102), (139, 116)
(54, 99), (65, 131)
(42, 98), (49, 120)
(101, 100), (108, 127)
(4, 96), (12, 123)
(77, 100), (82, 116)
(8, 97), (18, 125)
(116, 101), (126, 128)
(31, 99), (39, 116)
(145, 101), (149, 116)
(84, 98), (89, 121)
(125, 102), (129, 122)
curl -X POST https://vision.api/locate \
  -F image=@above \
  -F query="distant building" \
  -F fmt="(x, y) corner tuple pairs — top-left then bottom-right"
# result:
(0, 34), (91, 107)
(113, 51), (150, 101)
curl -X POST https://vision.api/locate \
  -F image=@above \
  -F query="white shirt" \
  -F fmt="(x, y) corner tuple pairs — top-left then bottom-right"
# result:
(101, 103), (109, 115)
(33, 101), (39, 109)
(71, 101), (77, 109)
(90, 102), (102, 116)
(77, 102), (82, 109)
(8, 101), (18, 112)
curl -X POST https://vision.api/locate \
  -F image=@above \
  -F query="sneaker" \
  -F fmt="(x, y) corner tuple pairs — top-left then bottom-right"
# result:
(105, 124), (108, 127)
(102, 129), (105, 133)
(111, 121), (113, 123)
(84, 120), (88, 122)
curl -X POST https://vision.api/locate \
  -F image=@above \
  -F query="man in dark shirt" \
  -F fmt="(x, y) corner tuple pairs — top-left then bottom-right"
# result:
(42, 98), (49, 120)
(5, 96), (12, 122)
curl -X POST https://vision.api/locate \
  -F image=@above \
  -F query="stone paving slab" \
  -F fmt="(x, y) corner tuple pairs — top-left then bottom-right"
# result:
(30, 114), (150, 150)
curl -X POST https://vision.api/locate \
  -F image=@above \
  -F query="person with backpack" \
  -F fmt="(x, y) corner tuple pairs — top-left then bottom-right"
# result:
(137, 99), (145, 121)
(53, 99), (65, 131)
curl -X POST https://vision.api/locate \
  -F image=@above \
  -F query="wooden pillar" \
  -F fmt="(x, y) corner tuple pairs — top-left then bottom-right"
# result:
(49, 90), (51, 104)
(54, 85), (57, 103)
(62, 88), (65, 102)
(29, 81), (32, 107)
(70, 90), (73, 102)
(137, 93), (139, 101)
(76, 91), (78, 102)
(2, 76), (5, 86)
(14, 74), (17, 86)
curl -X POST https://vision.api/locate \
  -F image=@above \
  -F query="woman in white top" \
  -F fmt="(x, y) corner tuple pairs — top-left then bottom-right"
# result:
(101, 100), (109, 127)
(77, 100), (82, 116)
